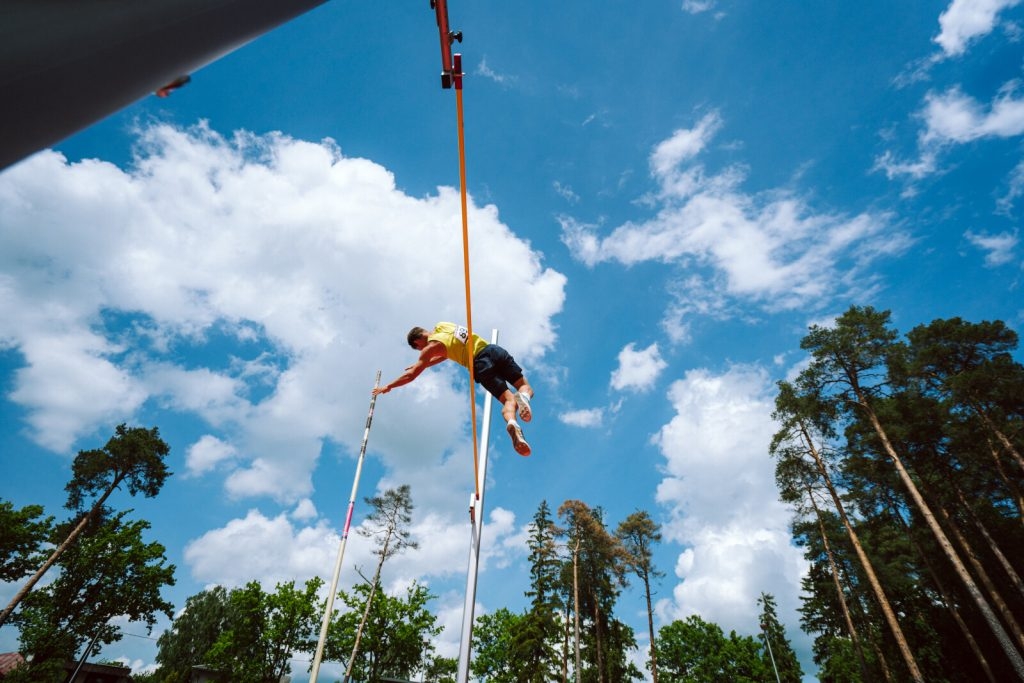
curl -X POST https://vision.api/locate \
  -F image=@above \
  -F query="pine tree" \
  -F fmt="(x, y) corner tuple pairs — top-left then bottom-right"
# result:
(796, 306), (1024, 680)
(557, 500), (638, 683)
(345, 484), (419, 683)
(757, 592), (803, 683)
(616, 510), (664, 683)
(512, 500), (562, 682)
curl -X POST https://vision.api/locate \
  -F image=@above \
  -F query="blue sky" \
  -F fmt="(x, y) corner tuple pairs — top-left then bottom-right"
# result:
(2, 1), (1023, 680)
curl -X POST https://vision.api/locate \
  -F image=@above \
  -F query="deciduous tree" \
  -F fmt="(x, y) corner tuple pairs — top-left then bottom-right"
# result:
(0, 501), (52, 583)
(656, 614), (771, 683)
(472, 607), (524, 682)
(154, 585), (231, 683)
(9, 511), (174, 683)
(325, 580), (440, 682)
(154, 578), (322, 682)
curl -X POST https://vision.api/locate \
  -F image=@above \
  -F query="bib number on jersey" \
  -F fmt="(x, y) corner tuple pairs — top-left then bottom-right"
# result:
(455, 325), (470, 344)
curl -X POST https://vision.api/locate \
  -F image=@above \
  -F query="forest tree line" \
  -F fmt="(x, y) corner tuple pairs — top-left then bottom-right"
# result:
(0, 457), (804, 682)
(0, 424), (802, 682)
(772, 306), (1024, 682)
(6, 304), (1018, 681)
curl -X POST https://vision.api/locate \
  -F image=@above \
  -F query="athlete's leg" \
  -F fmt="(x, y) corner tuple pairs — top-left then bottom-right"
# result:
(499, 388), (531, 456)
(512, 377), (533, 422)
(499, 389), (518, 424)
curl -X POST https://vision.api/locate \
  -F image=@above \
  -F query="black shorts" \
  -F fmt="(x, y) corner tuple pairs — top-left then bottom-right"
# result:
(473, 344), (524, 400)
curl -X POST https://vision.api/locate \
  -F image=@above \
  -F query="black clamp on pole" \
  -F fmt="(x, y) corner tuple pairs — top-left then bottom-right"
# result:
(430, 0), (462, 88)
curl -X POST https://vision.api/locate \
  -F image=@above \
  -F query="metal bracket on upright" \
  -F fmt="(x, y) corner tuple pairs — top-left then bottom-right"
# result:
(429, 0), (463, 88)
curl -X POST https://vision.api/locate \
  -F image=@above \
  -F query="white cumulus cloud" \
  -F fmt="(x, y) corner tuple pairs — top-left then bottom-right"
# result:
(0, 122), (567, 506)
(562, 114), (903, 322)
(185, 434), (238, 476)
(934, 0), (1022, 57)
(610, 342), (668, 392)
(558, 407), (605, 427)
(652, 364), (809, 644)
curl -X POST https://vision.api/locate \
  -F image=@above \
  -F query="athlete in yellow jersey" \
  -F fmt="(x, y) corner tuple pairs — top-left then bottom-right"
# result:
(373, 322), (535, 456)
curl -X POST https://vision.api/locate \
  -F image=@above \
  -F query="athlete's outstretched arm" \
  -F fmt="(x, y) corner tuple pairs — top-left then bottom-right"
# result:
(373, 342), (447, 395)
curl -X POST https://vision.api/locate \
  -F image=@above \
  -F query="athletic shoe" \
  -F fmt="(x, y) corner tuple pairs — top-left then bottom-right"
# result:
(506, 422), (531, 456)
(515, 391), (533, 422)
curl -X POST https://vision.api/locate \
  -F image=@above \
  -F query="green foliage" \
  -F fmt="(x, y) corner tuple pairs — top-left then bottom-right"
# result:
(1, 656), (65, 683)
(468, 500), (659, 683)
(811, 634), (863, 683)
(512, 500), (562, 682)
(656, 614), (772, 683)
(616, 510), (665, 683)
(65, 423), (171, 511)
(0, 424), (172, 630)
(615, 510), (664, 585)
(423, 654), (457, 682)
(324, 580), (441, 682)
(155, 586), (231, 683)
(594, 617), (643, 682)
(558, 500), (639, 682)
(0, 500), (53, 582)
(13, 510), (175, 679)
(757, 593), (803, 683)
(777, 308), (1024, 682)
(154, 578), (323, 682)
(472, 607), (525, 682)
(359, 484), (418, 559)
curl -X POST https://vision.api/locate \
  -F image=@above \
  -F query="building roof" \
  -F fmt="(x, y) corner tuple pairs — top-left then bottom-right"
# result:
(0, 652), (25, 676)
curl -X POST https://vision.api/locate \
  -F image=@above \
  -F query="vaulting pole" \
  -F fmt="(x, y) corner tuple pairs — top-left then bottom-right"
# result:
(456, 329), (498, 683)
(309, 370), (382, 683)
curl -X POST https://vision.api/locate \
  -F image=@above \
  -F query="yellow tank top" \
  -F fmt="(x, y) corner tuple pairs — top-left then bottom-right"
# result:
(428, 322), (488, 369)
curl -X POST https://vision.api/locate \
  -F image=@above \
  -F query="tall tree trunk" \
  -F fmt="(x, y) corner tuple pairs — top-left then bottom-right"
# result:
(344, 534), (390, 683)
(591, 600), (605, 683)
(970, 399), (1024, 473)
(955, 486), (1024, 596)
(798, 422), (924, 681)
(807, 486), (869, 679)
(642, 572), (659, 683)
(851, 596), (895, 683)
(572, 539), (581, 683)
(868, 633), (895, 683)
(562, 601), (570, 683)
(0, 481), (120, 628)
(887, 502), (997, 683)
(985, 437), (1024, 522)
(858, 400), (1024, 679)
(938, 503), (1024, 652)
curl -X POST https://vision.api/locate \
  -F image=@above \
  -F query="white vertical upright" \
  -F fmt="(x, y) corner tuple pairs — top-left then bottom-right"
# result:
(456, 329), (498, 683)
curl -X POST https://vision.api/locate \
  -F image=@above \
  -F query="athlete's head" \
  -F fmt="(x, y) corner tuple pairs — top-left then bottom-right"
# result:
(407, 326), (429, 349)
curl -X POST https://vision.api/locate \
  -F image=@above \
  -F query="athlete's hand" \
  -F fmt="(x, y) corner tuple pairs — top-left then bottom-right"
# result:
(372, 385), (390, 396)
